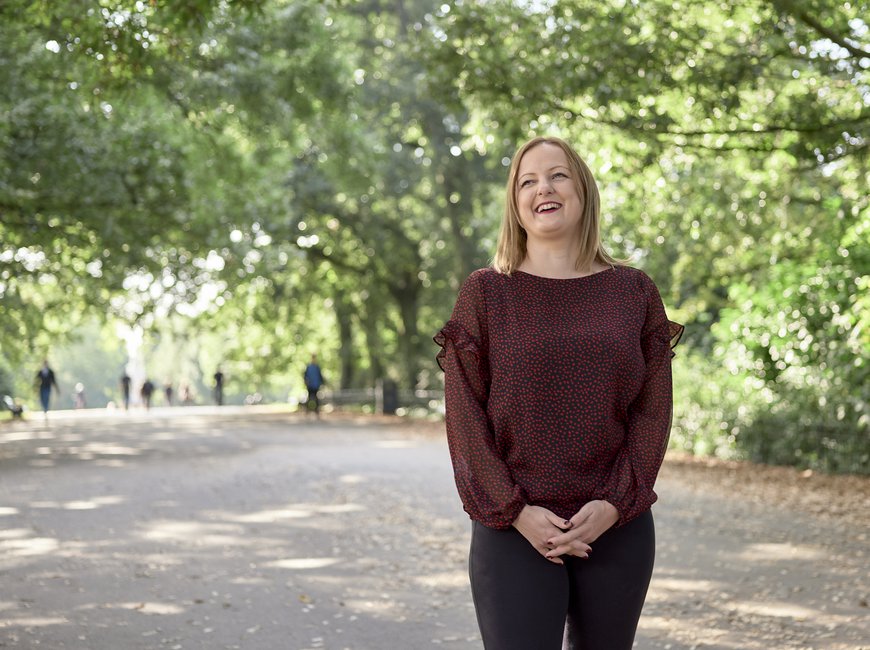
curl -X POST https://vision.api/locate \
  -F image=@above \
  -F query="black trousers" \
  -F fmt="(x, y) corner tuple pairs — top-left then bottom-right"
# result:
(469, 510), (655, 650)
(306, 387), (320, 412)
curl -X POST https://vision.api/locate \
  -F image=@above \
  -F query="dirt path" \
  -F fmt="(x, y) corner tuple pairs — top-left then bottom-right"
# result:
(0, 409), (867, 649)
(649, 455), (868, 649)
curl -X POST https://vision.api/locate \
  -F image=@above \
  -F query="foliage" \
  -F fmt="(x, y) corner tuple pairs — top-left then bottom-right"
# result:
(710, 209), (869, 472)
(1, 0), (867, 472)
(428, 0), (869, 472)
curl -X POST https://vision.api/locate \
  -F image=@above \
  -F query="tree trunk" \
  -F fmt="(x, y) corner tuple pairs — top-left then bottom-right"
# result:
(333, 288), (356, 389)
(389, 272), (421, 388)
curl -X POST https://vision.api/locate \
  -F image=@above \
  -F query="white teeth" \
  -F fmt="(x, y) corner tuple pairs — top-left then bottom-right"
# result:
(536, 202), (561, 212)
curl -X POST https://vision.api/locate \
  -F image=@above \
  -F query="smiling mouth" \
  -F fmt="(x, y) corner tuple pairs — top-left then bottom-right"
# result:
(535, 202), (562, 214)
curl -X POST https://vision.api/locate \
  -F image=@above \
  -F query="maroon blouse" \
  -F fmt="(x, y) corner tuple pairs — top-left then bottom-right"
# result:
(435, 266), (683, 530)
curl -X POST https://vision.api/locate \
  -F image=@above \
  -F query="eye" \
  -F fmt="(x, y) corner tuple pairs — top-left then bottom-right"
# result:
(519, 178), (534, 188)
(552, 172), (568, 180)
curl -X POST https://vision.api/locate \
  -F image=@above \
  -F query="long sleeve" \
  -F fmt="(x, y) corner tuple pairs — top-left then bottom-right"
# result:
(596, 272), (683, 526)
(435, 272), (527, 529)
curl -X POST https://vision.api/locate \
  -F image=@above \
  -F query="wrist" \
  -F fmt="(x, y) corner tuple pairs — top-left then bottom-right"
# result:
(511, 504), (530, 528)
(601, 500), (619, 523)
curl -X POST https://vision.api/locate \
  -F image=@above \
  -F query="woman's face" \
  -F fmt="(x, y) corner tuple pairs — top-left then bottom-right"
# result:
(515, 143), (583, 244)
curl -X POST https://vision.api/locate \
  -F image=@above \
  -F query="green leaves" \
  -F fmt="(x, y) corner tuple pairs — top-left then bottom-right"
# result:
(1, 0), (866, 471)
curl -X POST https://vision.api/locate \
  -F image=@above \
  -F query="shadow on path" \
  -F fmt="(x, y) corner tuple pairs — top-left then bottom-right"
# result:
(0, 410), (867, 649)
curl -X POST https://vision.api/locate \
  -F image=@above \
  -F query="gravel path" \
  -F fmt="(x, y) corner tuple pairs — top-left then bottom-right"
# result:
(0, 408), (867, 649)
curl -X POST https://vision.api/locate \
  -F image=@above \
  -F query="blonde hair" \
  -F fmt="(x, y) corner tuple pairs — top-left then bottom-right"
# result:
(492, 136), (620, 274)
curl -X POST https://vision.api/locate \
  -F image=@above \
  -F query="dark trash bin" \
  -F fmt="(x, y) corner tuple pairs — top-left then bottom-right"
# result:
(381, 380), (398, 415)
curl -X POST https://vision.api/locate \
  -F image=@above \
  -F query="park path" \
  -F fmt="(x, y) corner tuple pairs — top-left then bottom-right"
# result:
(0, 408), (867, 650)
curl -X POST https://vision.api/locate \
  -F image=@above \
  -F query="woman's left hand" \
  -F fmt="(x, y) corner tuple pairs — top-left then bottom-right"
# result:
(544, 500), (619, 560)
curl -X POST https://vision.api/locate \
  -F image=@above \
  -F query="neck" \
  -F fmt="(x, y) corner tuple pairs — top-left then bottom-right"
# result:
(519, 241), (600, 278)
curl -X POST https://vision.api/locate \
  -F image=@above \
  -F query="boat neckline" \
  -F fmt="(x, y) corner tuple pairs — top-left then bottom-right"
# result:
(512, 266), (617, 281)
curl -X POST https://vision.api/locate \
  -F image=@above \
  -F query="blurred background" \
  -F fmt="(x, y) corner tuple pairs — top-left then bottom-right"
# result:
(0, 0), (867, 473)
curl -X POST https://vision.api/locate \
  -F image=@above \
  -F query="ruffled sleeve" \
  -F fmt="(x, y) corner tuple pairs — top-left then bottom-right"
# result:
(596, 271), (683, 526)
(434, 271), (527, 529)
(666, 320), (684, 358)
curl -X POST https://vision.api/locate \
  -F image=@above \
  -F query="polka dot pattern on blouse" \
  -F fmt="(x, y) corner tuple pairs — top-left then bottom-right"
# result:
(435, 266), (683, 530)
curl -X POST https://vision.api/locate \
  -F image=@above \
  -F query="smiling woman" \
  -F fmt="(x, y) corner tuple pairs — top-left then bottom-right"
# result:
(494, 136), (618, 279)
(515, 145), (583, 243)
(436, 136), (683, 650)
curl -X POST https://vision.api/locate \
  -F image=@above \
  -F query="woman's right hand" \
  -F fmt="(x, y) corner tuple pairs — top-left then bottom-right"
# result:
(512, 505), (573, 565)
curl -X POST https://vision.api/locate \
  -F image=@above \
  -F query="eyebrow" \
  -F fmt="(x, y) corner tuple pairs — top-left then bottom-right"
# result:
(518, 165), (570, 180)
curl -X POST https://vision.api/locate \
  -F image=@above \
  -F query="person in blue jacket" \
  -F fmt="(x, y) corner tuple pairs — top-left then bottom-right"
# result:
(303, 354), (325, 416)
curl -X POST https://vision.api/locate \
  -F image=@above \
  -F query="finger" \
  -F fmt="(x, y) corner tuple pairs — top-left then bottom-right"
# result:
(570, 508), (592, 528)
(545, 546), (580, 561)
(547, 527), (590, 547)
(548, 544), (590, 559)
(539, 547), (564, 564)
(550, 538), (592, 554)
(544, 512), (573, 530)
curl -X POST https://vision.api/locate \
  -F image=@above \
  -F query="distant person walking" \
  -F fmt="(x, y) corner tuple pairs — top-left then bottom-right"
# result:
(303, 354), (325, 416)
(164, 381), (174, 406)
(141, 379), (155, 410)
(180, 382), (194, 405)
(35, 360), (59, 417)
(213, 368), (225, 406)
(73, 383), (86, 409)
(120, 373), (132, 410)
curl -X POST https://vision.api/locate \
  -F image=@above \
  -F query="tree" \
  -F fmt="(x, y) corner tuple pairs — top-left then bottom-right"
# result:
(426, 0), (868, 469)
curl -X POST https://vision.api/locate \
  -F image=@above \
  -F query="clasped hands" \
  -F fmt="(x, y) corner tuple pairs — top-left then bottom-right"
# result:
(512, 500), (619, 565)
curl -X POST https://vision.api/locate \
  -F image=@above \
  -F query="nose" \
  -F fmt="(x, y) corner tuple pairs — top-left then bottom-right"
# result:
(537, 178), (554, 194)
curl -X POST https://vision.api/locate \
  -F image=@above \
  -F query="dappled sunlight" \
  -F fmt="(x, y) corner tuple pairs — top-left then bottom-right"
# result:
(228, 576), (271, 585)
(0, 616), (69, 627)
(152, 430), (184, 441)
(0, 412), (264, 470)
(79, 443), (143, 456)
(735, 542), (825, 562)
(109, 602), (186, 615)
(0, 536), (59, 557)
(341, 597), (404, 617)
(0, 430), (56, 444)
(141, 520), (248, 546)
(728, 599), (820, 620)
(339, 473), (367, 484)
(0, 528), (34, 540)
(642, 615), (723, 636)
(226, 502), (366, 523)
(232, 507), (314, 522)
(414, 570), (468, 589)
(0, 507), (20, 516)
(648, 577), (723, 593)
(266, 557), (341, 570)
(316, 503), (367, 514)
(61, 499), (117, 511)
(27, 495), (125, 510)
(372, 439), (419, 448)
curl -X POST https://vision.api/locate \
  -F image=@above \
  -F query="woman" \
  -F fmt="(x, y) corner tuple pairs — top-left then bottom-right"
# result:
(435, 136), (683, 649)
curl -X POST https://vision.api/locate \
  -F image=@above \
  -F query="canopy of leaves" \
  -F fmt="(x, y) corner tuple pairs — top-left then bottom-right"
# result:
(1, 0), (866, 472)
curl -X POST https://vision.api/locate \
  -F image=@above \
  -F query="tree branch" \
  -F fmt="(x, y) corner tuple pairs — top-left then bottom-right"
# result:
(551, 99), (869, 138)
(773, 0), (870, 59)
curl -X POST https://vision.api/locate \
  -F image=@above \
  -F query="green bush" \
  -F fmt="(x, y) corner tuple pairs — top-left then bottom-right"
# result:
(672, 224), (868, 475)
